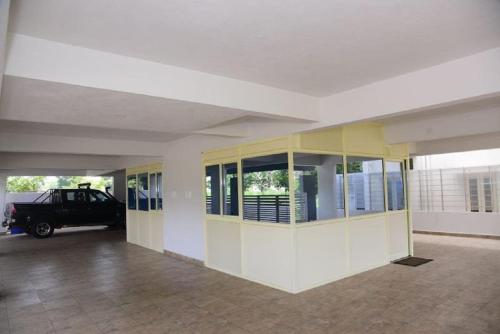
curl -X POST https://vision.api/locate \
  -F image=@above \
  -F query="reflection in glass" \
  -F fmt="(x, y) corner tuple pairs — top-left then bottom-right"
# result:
(386, 161), (405, 211)
(242, 153), (289, 223)
(294, 153), (345, 222)
(205, 165), (221, 214)
(157, 172), (163, 210)
(127, 175), (137, 210)
(347, 156), (385, 216)
(222, 163), (239, 216)
(138, 173), (149, 211)
(150, 173), (157, 210)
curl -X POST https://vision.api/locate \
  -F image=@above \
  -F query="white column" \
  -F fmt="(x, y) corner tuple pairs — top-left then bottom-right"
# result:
(0, 173), (7, 233)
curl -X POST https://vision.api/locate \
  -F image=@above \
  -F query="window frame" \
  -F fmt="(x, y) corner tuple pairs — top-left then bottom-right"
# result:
(465, 172), (496, 213)
(202, 150), (409, 223)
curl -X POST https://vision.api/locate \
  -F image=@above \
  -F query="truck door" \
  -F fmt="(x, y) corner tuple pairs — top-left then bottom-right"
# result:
(61, 189), (90, 225)
(88, 190), (116, 224)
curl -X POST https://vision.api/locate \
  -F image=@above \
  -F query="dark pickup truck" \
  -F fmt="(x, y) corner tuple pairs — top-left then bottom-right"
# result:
(3, 184), (126, 238)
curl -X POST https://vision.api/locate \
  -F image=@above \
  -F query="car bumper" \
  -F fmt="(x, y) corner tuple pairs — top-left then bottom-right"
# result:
(3, 218), (20, 228)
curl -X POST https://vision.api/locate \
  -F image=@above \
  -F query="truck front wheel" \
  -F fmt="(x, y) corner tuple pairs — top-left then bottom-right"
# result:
(32, 222), (54, 239)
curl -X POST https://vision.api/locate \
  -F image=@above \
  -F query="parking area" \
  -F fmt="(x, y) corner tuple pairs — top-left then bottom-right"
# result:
(0, 230), (498, 334)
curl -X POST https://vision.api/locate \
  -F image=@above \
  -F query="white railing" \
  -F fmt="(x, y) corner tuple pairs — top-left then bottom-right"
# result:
(409, 165), (500, 213)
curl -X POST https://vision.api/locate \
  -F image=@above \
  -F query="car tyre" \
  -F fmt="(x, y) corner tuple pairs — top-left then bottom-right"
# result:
(32, 222), (54, 239)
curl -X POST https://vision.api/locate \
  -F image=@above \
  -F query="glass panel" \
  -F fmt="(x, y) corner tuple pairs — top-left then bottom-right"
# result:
(127, 175), (137, 210)
(89, 190), (110, 203)
(294, 153), (345, 223)
(347, 156), (385, 216)
(222, 163), (239, 216)
(386, 161), (405, 211)
(205, 165), (221, 214)
(66, 191), (75, 201)
(150, 173), (157, 210)
(157, 172), (163, 210)
(65, 190), (86, 203)
(242, 153), (290, 223)
(138, 173), (149, 211)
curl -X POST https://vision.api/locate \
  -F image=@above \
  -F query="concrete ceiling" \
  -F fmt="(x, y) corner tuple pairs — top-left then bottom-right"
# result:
(0, 75), (311, 143)
(0, 76), (253, 134)
(9, 0), (500, 96)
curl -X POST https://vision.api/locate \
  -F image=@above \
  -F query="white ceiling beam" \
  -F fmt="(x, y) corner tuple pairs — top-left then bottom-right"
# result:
(384, 105), (500, 145)
(0, 152), (156, 171)
(412, 131), (500, 156)
(4, 33), (319, 122)
(0, 168), (114, 176)
(319, 47), (500, 126)
(0, 132), (165, 156)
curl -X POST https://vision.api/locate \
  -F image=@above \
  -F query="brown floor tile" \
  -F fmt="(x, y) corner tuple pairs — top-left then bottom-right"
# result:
(1, 228), (500, 334)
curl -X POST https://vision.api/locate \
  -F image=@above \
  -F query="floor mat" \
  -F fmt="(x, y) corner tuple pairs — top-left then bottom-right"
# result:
(393, 257), (433, 267)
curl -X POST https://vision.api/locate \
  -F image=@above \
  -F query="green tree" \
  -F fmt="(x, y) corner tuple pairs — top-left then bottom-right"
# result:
(6, 176), (112, 192)
(347, 161), (362, 173)
(6, 176), (45, 192)
(56, 176), (112, 191)
(244, 172), (272, 194)
(272, 169), (289, 191)
(57, 176), (84, 188)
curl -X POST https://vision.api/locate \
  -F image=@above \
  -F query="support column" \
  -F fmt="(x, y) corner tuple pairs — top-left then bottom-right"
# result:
(0, 173), (7, 233)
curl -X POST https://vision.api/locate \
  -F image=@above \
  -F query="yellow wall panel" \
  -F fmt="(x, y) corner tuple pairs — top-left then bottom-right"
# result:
(299, 127), (343, 152)
(342, 123), (385, 155)
(240, 137), (290, 157)
(203, 146), (239, 163)
(385, 144), (409, 158)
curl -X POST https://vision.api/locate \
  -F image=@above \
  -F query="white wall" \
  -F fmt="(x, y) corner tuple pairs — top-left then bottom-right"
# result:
(163, 135), (241, 261)
(5, 191), (41, 203)
(413, 211), (500, 237)
(101, 169), (125, 201)
(2, 191), (40, 233)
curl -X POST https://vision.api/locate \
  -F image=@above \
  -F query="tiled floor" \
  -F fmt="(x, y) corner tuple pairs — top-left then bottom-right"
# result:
(1, 228), (499, 334)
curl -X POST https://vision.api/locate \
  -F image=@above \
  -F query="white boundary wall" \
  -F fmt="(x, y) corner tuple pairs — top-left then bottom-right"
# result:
(410, 156), (500, 237)
(413, 212), (500, 237)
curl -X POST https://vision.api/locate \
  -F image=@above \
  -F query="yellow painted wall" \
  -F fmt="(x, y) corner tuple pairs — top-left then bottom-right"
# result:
(204, 123), (408, 161)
